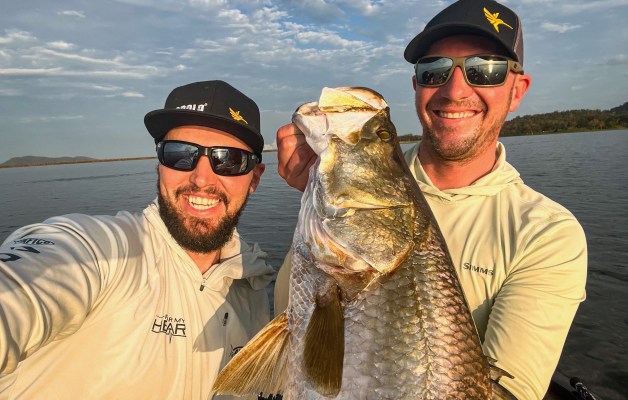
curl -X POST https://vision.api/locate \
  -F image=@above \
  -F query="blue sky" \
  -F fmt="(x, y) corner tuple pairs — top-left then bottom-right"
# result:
(1, 0), (627, 162)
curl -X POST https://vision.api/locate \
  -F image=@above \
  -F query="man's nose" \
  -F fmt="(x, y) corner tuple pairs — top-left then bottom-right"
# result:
(440, 66), (474, 100)
(190, 155), (219, 187)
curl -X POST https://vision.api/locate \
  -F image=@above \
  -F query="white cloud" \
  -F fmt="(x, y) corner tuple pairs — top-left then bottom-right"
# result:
(541, 22), (582, 33)
(0, 67), (63, 76)
(336, 0), (383, 15)
(2, 46), (167, 79)
(121, 91), (144, 97)
(558, 0), (628, 14)
(57, 10), (86, 18)
(18, 115), (84, 123)
(281, 0), (344, 22)
(605, 54), (628, 65)
(295, 31), (366, 48)
(0, 49), (11, 62)
(188, 0), (229, 10)
(0, 66), (160, 79)
(0, 30), (37, 44)
(47, 41), (76, 50)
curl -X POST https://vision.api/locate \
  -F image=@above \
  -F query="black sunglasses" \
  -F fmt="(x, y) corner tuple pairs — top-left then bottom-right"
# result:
(156, 140), (259, 176)
(415, 55), (523, 87)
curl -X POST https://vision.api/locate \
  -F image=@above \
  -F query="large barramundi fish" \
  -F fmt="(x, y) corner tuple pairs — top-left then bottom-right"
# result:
(212, 87), (515, 399)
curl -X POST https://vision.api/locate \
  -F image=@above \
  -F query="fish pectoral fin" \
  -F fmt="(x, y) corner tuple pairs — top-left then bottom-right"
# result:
(303, 285), (344, 397)
(212, 312), (289, 397)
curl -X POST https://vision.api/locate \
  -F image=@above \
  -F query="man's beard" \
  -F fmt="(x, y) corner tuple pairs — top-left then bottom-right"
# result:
(158, 183), (248, 253)
(418, 92), (512, 162)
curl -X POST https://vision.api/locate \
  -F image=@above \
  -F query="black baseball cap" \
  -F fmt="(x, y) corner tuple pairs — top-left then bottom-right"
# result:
(404, 0), (523, 64)
(144, 80), (264, 160)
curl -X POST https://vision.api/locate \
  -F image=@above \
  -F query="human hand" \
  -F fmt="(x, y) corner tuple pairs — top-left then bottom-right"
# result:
(276, 123), (317, 192)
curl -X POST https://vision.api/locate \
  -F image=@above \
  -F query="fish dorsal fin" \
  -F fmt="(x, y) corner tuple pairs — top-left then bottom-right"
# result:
(212, 312), (289, 397)
(303, 285), (344, 397)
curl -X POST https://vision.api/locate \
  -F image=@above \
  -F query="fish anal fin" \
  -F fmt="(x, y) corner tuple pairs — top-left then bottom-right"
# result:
(491, 380), (518, 400)
(489, 358), (517, 400)
(212, 312), (289, 397)
(303, 285), (344, 397)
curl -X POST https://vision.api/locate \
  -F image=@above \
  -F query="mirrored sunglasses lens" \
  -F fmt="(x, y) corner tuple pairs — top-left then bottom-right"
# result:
(162, 143), (199, 171)
(465, 56), (509, 85)
(210, 148), (249, 176)
(416, 57), (454, 86)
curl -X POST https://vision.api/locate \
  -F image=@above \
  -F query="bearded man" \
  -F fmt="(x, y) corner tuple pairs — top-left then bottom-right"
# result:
(0, 80), (274, 400)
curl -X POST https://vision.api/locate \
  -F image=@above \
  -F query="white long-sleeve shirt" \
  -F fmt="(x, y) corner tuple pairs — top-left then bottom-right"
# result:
(274, 142), (587, 399)
(0, 202), (275, 399)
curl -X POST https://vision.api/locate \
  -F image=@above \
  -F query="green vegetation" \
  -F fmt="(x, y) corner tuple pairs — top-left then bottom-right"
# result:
(501, 102), (628, 136)
(398, 102), (628, 141)
(399, 134), (422, 143)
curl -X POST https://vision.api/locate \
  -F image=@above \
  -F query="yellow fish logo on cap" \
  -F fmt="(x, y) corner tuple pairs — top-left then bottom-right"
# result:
(484, 7), (513, 32)
(229, 107), (248, 124)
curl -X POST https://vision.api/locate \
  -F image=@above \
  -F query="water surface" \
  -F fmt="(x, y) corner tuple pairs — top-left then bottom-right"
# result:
(1, 130), (626, 399)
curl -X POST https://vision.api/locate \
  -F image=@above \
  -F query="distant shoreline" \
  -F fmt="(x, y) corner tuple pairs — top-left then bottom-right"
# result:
(0, 149), (280, 169)
(0, 156), (157, 169)
(2, 128), (626, 168)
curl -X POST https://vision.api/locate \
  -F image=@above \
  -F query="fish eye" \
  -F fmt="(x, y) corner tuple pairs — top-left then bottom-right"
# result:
(377, 130), (392, 141)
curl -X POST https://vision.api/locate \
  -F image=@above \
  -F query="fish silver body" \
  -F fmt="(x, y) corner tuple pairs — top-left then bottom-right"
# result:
(212, 87), (513, 400)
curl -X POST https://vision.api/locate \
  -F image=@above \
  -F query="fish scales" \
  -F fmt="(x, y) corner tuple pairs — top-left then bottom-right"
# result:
(211, 87), (513, 400)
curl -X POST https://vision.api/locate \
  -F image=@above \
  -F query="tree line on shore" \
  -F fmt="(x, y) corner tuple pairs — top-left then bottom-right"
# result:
(398, 101), (628, 141)
(4, 102), (627, 165)
(501, 102), (628, 136)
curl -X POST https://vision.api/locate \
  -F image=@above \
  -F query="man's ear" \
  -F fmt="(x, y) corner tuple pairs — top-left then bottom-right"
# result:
(509, 73), (531, 112)
(249, 163), (265, 193)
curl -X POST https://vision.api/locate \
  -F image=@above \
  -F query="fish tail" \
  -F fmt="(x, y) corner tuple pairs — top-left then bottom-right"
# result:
(212, 312), (289, 397)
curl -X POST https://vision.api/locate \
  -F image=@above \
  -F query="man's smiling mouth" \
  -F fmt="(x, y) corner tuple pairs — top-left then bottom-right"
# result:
(435, 110), (478, 119)
(187, 195), (220, 210)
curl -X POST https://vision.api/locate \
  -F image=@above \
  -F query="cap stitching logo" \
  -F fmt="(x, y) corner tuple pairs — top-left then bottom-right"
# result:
(176, 103), (207, 111)
(483, 7), (513, 32)
(229, 107), (248, 124)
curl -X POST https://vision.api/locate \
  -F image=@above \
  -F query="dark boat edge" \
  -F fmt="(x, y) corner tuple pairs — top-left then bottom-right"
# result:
(544, 371), (603, 400)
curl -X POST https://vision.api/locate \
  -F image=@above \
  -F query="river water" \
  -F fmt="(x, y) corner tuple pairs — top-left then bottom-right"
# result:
(1, 130), (627, 399)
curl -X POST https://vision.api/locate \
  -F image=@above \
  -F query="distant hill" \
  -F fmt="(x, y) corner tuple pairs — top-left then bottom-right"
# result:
(2, 156), (97, 166)
(0, 156), (156, 168)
